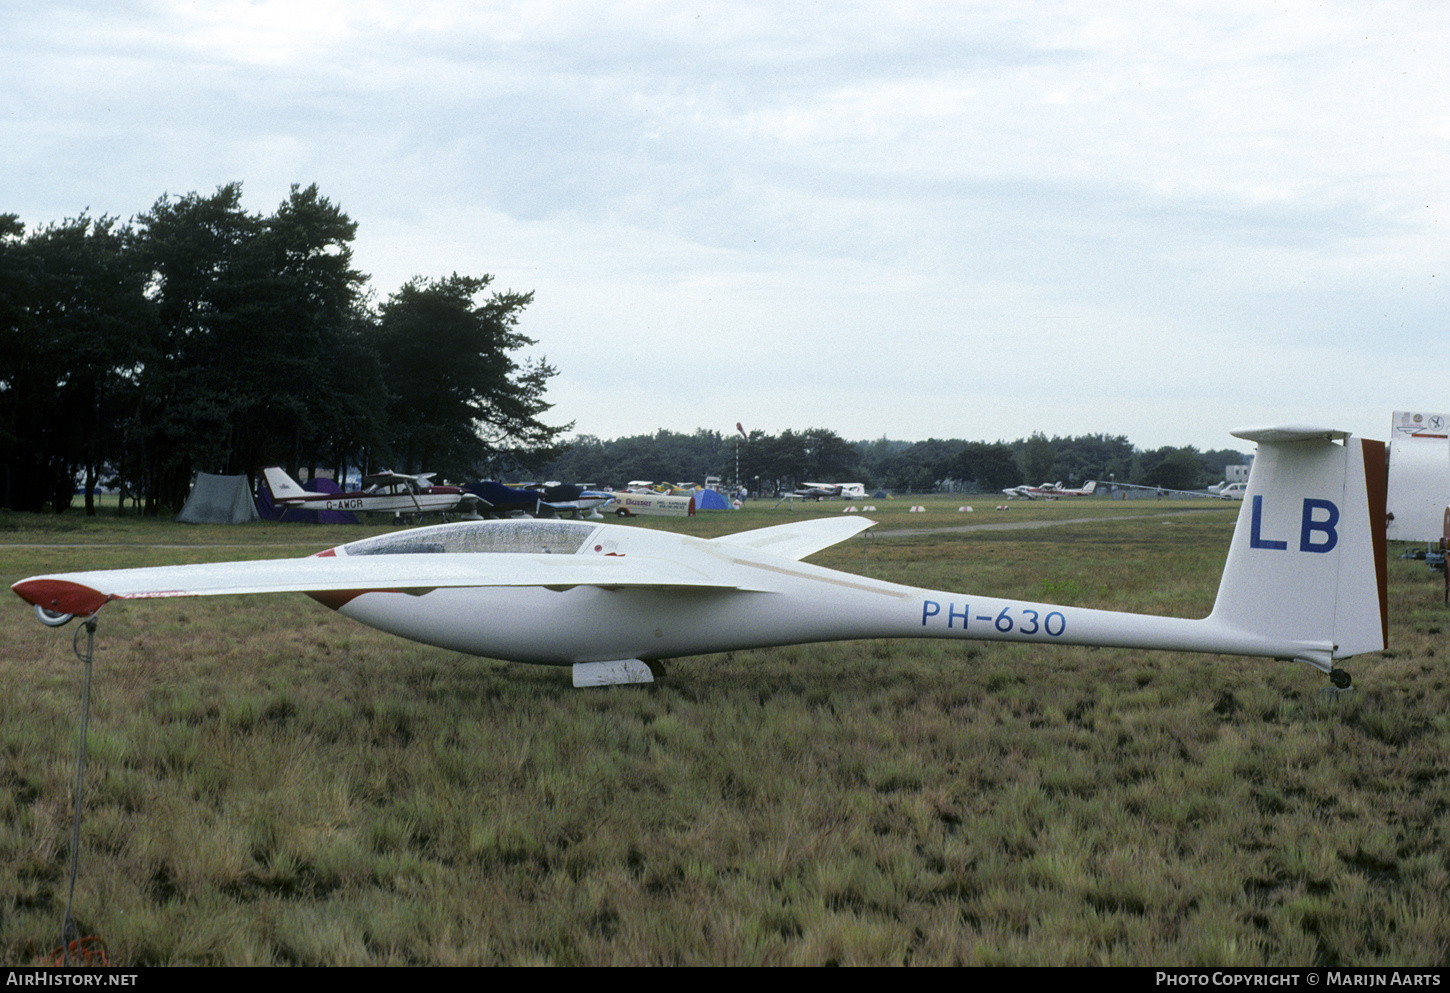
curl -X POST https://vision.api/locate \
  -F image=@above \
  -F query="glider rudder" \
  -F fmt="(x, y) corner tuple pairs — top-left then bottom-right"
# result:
(1208, 426), (1388, 677)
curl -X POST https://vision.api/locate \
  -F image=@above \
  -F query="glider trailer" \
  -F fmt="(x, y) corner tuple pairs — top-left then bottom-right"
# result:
(16, 427), (1387, 689)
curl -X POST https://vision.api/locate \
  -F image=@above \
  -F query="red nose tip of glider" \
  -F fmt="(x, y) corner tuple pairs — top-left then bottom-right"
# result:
(11, 579), (111, 616)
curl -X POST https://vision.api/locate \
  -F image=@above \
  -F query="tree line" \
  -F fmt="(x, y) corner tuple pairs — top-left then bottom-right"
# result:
(537, 428), (1247, 495)
(1, 181), (1243, 514)
(0, 183), (568, 514)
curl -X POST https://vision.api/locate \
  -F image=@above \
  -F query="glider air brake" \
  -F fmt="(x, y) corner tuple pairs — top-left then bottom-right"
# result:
(16, 427), (1388, 689)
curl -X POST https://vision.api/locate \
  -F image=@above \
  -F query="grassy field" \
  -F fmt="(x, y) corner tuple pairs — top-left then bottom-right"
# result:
(1, 497), (1447, 966)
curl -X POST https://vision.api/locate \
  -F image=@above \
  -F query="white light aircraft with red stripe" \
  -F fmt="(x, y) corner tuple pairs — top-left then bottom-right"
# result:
(16, 427), (1387, 689)
(1002, 480), (1098, 499)
(264, 466), (484, 521)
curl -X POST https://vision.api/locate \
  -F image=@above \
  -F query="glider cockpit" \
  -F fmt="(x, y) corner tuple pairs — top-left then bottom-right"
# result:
(335, 520), (600, 557)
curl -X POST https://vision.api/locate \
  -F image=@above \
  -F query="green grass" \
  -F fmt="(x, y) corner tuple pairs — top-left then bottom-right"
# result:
(0, 500), (1446, 965)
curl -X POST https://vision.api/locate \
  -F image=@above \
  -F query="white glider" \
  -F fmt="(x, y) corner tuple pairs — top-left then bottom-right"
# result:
(14, 427), (1387, 688)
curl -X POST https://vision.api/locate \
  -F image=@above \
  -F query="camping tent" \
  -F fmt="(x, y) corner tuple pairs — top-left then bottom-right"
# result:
(175, 473), (260, 524)
(694, 488), (732, 510)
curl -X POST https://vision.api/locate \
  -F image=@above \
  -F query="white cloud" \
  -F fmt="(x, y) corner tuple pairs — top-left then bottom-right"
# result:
(3, 0), (1447, 451)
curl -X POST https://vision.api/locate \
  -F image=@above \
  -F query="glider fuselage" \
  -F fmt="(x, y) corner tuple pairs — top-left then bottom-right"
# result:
(317, 520), (1313, 667)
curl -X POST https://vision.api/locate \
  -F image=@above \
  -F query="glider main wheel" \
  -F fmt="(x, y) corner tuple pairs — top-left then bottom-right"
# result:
(1330, 668), (1352, 690)
(34, 604), (74, 627)
(615, 507), (632, 517)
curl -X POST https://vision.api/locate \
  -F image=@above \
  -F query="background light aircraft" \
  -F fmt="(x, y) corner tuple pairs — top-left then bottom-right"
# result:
(1001, 480), (1098, 500)
(461, 480), (546, 519)
(1110, 480), (1235, 499)
(263, 466), (484, 524)
(536, 484), (615, 519)
(18, 427), (1386, 691)
(462, 481), (614, 518)
(801, 482), (866, 500)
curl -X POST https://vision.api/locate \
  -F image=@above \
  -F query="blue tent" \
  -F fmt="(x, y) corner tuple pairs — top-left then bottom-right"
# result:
(694, 488), (732, 510)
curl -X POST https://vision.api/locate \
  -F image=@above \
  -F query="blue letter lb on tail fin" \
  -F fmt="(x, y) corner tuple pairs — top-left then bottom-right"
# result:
(1208, 426), (1387, 675)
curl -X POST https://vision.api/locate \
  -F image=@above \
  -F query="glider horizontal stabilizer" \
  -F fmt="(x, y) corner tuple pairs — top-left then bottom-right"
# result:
(711, 516), (875, 560)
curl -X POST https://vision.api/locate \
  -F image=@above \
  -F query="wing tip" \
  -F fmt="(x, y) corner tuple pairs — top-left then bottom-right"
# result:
(12, 578), (112, 616)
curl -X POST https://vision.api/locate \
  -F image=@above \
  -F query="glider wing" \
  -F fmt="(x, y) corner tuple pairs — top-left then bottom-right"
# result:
(14, 552), (769, 617)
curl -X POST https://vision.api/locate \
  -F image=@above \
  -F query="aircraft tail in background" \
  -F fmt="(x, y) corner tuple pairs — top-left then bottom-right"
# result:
(262, 466), (309, 504)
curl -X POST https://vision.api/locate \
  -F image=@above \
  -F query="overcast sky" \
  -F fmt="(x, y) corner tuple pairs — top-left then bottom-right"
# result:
(4, 1), (1446, 452)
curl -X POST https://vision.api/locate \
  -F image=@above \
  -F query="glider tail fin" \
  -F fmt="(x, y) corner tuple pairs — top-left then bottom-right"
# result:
(262, 465), (308, 503)
(1208, 427), (1388, 672)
